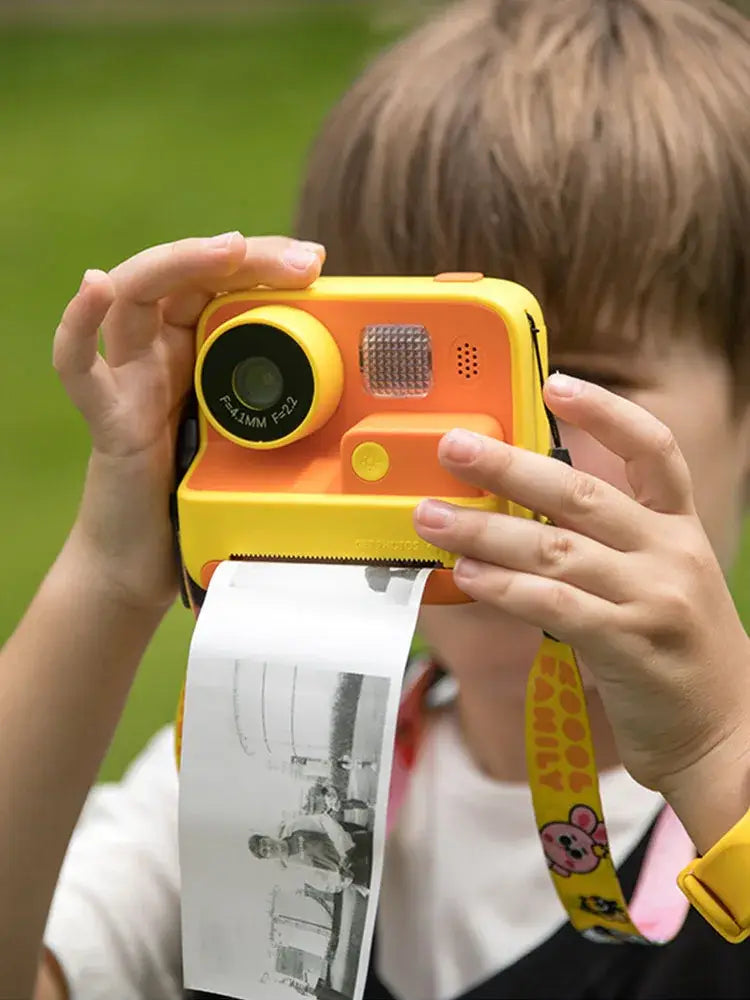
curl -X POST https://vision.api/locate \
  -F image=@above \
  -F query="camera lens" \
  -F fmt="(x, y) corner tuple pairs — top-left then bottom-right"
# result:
(195, 305), (343, 449)
(232, 356), (284, 411)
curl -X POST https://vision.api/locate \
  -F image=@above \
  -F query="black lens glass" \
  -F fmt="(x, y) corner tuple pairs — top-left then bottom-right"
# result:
(232, 356), (284, 410)
(200, 323), (314, 443)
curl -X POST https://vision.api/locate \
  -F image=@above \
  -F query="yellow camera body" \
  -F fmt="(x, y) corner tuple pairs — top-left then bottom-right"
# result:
(172, 273), (550, 606)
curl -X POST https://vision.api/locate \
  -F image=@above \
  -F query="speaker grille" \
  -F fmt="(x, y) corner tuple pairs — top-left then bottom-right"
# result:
(456, 342), (480, 380)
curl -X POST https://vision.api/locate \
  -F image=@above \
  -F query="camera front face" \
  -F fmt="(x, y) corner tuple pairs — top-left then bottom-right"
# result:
(177, 277), (549, 603)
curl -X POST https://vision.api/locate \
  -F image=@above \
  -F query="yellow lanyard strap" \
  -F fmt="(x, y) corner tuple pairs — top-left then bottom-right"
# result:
(526, 636), (694, 944)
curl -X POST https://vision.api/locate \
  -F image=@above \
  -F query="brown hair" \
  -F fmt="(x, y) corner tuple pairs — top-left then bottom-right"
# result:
(295, 0), (750, 399)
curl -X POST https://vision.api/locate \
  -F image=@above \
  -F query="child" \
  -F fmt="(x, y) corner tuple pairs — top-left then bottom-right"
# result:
(7, 0), (750, 997)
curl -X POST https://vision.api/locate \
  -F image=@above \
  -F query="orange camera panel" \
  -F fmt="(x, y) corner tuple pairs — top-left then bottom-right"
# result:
(172, 275), (550, 606)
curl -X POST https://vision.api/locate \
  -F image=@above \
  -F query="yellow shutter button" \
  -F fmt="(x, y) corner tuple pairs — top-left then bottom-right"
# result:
(351, 441), (390, 482)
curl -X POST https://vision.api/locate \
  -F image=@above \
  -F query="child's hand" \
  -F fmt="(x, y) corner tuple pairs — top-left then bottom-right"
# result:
(413, 373), (750, 805)
(54, 233), (324, 611)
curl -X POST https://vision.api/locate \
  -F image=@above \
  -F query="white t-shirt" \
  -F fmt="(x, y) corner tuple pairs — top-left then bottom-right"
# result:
(44, 713), (662, 1000)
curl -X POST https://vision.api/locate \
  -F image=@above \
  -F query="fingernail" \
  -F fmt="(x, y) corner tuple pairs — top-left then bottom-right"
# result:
(442, 429), (483, 463)
(454, 557), (480, 580)
(80, 268), (105, 290)
(415, 499), (455, 529)
(206, 231), (242, 250)
(282, 246), (319, 270)
(547, 372), (582, 397)
(299, 241), (326, 258)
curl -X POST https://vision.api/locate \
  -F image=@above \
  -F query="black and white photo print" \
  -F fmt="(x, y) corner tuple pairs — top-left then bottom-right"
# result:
(178, 561), (430, 1000)
(183, 662), (391, 1000)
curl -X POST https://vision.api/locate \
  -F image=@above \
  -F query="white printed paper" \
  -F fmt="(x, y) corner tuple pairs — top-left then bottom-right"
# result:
(179, 561), (431, 1000)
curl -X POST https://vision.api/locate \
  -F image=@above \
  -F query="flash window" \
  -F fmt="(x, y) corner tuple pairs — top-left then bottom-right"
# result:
(359, 324), (433, 398)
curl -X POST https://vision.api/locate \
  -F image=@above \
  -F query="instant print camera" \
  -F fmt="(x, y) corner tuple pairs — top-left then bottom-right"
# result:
(171, 273), (553, 607)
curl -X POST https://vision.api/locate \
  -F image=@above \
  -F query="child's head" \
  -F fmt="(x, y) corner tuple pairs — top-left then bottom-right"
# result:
(294, 0), (750, 663)
(248, 834), (282, 860)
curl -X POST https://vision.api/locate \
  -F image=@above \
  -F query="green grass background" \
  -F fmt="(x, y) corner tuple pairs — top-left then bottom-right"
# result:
(0, 4), (747, 781)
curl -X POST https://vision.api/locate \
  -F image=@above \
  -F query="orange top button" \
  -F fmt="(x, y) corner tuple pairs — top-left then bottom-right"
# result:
(434, 272), (484, 282)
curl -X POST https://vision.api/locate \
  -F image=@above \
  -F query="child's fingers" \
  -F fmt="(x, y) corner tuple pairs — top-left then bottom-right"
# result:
(414, 503), (632, 602)
(107, 232), (248, 304)
(544, 374), (695, 515)
(451, 557), (618, 648)
(229, 235), (325, 287)
(161, 236), (326, 329)
(53, 270), (116, 418)
(437, 431), (646, 551)
(53, 270), (114, 376)
(102, 232), (248, 366)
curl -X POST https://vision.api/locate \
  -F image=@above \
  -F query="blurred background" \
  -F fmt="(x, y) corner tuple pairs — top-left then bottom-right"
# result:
(1, 0), (748, 781)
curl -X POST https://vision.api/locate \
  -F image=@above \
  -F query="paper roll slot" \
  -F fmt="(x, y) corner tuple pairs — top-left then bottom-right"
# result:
(196, 561), (469, 607)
